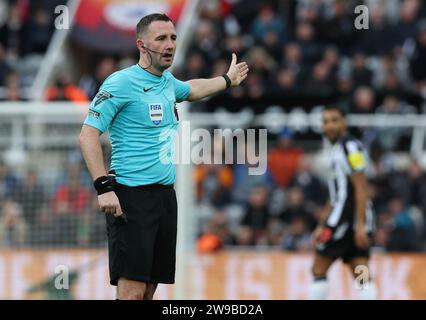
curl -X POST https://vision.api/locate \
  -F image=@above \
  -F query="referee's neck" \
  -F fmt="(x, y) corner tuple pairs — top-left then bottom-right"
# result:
(138, 58), (163, 77)
(138, 64), (163, 78)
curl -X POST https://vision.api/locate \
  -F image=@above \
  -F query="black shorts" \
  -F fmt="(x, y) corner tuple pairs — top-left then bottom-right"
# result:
(106, 183), (177, 286)
(315, 225), (370, 264)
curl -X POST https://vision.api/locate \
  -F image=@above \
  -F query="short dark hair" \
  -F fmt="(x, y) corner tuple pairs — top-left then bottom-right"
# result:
(323, 105), (346, 117)
(136, 13), (173, 37)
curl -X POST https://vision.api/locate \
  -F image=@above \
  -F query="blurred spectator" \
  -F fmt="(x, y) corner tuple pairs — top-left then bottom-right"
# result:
(278, 186), (315, 229)
(1, 71), (25, 101)
(182, 51), (210, 79)
(51, 176), (91, 216)
(304, 61), (335, 97)
(0, 44), (11, 86)
(79, 57), (116, 99)
(336, 74), (354, 113)
(235, 225), (255, 246)
(0, 198), (27, 247)
(22, 6), (53, 55)
(374, 95), (416, 150)
(48, 211), (79, 247)
(290, 156), (327, 208)
(405, 160), (426, 214)
(76, 209), (92, 248)
(191, 19), (221, 63)
(251, 3), (285, 61)
(317, 0), (357, 55)
(351, 86), (376, 113)
(359, 3), (394, 55)
(197, 210), (235, 253)
(0, 2), (25, 58)
(351, 53), (373, 88)
(45, 72), (88, 102)
(10, 169), (45, 225)
(78, 197), (107, 247)
(266, 216), (285, 246)
(268, 128), (304, 188)
(240, 185), (271, 245)
(281, 217), (311, 252)
(222, 34), (246, 61)
(251, 3), (285, 45)
(385, 196), (419, 251)
(275, 68), (297, 92)
(322, 45), (340, 81)
(194, 163), (233, 208)
(233, 144), (274, 204)
(393, 0), (420, 49)
(244, 46), (277, 80)
(373, 218), (390, 249)
(56, 152), (93, 190)
(294, 21), (322, 65)
(376, 94), (416, 114)
(409, 19), (426, 93)
(210, 58), (229, 78)
(281, 42), (305, 80)
(0, 160), (19, 201)
(244, 72), (265, 99)
(30, 204), (56, 246)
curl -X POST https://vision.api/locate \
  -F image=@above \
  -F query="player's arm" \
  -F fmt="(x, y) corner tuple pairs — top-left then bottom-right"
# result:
(186, 53), (249, 101)
(312, 200), (331, 244)
(317, 200), (332, 228)
(351, 172), (369, 248)
(345, 141), (370, 248)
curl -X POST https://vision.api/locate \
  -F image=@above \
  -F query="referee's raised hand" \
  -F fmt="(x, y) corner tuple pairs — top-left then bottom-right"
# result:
(98, 191), (123, 217)
(226, 53), (249, 86)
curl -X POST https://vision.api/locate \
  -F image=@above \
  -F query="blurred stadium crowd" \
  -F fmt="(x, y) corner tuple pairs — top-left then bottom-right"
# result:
(0, 0), (426, 251)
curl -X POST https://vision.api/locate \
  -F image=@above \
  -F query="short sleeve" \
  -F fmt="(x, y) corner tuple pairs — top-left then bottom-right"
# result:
(83, 72), (128, 133)
(172, 75), (190, 102)
(344, 140), (367, 173)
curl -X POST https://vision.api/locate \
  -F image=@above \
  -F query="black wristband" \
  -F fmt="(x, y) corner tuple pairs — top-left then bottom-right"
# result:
(222, 74), (231, 89)
(93, 175), (115, 195)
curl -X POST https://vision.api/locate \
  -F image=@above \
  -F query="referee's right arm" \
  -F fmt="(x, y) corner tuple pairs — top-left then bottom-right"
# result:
(79, 125), (107, 180)
(79, 72), (127, 217)
(79, 125), (123, 216)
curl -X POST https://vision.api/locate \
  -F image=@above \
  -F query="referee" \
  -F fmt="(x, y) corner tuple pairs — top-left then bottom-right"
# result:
(79, 13), (249, 300)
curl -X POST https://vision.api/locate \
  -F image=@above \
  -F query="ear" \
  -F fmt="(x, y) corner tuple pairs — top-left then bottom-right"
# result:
(136, 38), (145, 52)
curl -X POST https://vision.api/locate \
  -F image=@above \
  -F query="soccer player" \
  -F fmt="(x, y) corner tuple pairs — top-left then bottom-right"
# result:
(79, 13), (248, 300)
(308, 106), (377, 300)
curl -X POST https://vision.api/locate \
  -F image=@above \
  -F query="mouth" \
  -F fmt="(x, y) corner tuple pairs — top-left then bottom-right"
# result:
(162, 53), (173, 59)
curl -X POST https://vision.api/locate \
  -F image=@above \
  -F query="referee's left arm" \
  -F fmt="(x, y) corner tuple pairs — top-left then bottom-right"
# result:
(186, 53), (249, 101)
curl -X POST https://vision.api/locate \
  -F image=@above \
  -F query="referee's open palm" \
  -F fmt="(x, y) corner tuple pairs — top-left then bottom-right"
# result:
(98, 191), (123, 217)
(226, 53), (249, 86)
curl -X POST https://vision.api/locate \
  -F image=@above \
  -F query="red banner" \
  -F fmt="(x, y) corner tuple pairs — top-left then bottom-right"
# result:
(71, 0), (188, 53)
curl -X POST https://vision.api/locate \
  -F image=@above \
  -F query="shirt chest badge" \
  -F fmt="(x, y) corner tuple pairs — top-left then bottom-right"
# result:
(149, 103), (163, 125)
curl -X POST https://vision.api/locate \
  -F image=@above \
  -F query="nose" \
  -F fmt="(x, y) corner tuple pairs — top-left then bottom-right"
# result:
(165, 39), (175, 51)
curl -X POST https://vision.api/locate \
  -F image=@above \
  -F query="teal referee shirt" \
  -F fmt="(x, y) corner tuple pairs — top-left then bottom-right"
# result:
(83, 64), (191, 186)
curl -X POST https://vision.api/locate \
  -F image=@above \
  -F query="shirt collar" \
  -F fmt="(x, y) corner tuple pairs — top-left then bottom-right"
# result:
(135, 64), (164, 81)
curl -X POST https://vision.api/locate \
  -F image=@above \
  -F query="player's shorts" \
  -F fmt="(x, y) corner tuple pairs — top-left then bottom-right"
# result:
(106, 182), (177, 286)
(315, 224), (370, 263)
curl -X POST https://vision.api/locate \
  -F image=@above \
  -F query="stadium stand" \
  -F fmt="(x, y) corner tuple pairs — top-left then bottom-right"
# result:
(0, 0), (425, 256)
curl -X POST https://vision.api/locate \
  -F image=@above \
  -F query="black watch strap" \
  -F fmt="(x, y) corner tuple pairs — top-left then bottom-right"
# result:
(222, 74), (231, 89)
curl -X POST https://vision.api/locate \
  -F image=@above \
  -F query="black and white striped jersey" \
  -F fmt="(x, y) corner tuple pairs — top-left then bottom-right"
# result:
(325, 135), (375, 234)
